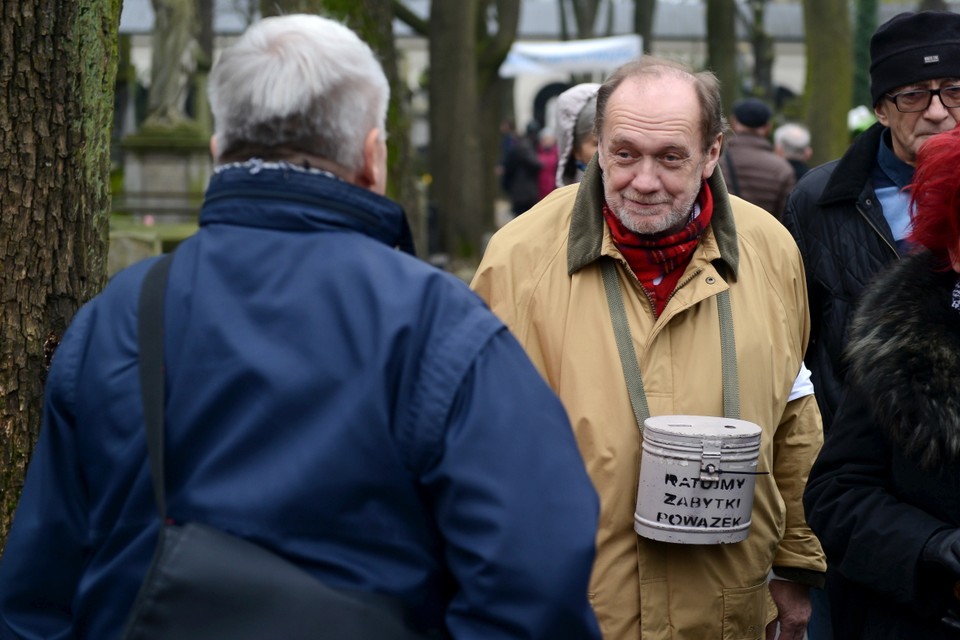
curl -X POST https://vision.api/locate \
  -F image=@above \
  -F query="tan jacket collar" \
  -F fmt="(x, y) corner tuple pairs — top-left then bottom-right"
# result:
(566, 156), (740, 278)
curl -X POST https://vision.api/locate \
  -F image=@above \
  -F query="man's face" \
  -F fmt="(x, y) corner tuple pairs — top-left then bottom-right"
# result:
(874, 77), (960, 166)
(598, 75), (721, 237)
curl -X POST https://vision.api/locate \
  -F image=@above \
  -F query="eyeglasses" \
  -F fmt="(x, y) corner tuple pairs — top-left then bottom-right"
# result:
(885, 85), (960, 113)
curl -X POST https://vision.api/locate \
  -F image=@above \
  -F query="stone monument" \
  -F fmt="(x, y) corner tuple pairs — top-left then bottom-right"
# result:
(118, 0), (210, 226)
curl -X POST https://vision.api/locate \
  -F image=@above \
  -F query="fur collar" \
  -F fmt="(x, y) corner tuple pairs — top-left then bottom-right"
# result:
(846, 250), (960, 468)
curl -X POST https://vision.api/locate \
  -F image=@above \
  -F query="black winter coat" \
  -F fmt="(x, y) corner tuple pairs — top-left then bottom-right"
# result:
(502, 136), (542, 213)
(782, 123), (901, 432)
(804, 250), (960, 639)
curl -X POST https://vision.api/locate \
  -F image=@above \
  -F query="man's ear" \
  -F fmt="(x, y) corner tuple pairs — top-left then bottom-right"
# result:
(874, 102), (890, 128)
(702, 133), (723, 178)
(357, 128), (387, 195)
(209, 135), (218, 161)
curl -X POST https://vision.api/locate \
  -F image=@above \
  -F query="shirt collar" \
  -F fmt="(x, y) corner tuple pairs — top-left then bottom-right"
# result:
(876, 128), (915, 189)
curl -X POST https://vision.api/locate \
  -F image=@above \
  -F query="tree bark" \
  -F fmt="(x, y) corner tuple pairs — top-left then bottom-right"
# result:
(570, 0), (602, 38)
(706, 0), (739, 117)
(802, 0), (853, 165)
(0, 0), (120, 546)
(853, 0), (878, 109)
(429, 0), (484, 261)
(633, 0), (656, 54)
(476, 0), (520, 259)
(744, 0), (774, 102)
(558, 0), (570, 40)
(385, 1), (522, 262)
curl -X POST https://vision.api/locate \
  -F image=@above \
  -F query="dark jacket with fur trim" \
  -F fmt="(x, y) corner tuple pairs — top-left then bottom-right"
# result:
(804, 250), (960, 639)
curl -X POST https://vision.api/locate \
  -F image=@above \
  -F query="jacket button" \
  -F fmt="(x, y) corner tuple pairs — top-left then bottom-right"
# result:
(705, 276), (716, 284)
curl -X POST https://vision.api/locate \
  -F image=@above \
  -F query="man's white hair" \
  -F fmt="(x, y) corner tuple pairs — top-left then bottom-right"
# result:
(208, 14), (389, 172)
(773, 123), (811, 159)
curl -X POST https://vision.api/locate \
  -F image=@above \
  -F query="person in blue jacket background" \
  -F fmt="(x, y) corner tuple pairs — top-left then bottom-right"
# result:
(0, 14), (601, 640)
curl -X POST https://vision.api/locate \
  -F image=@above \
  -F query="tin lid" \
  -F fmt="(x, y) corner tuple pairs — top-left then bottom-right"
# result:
(643, 415), (761, 442)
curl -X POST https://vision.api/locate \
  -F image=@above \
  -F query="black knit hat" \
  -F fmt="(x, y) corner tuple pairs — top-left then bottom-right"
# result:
(870, 11), (960, 106)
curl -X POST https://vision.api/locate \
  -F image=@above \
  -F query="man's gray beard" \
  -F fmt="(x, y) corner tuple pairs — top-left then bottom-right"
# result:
(613, 180), (702, 238)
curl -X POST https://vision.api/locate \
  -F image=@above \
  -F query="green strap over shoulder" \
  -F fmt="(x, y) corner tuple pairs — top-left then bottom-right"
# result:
(600, 258), (739, 432)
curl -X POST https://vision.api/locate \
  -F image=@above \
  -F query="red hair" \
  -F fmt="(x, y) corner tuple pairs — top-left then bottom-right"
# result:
(909, 125), (960, 263)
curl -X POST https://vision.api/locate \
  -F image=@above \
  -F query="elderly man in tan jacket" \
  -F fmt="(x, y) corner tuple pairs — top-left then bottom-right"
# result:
(472, 56), (825, 640)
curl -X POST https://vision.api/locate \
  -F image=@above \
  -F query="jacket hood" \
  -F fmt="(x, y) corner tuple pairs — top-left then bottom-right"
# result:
(554, 83), (600, 188)
(201, 161), (416, 255)
(846, 250), (960, 467)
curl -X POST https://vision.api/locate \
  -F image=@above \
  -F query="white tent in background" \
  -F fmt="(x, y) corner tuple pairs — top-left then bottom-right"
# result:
(498, 34), (643, 78)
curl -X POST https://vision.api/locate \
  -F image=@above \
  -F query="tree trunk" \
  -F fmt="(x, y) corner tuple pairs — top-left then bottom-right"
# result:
(0, 0), (120, 546)
(802, 0), (853, 165)
(558, 1), (601, 93)
(259, 0), (423, 257)
(476, 0), (520, 258)
(853, 0), (878, 109)
(559, 0), (570, 40)
(570, 0), (602, 38)
(429, 0), (487, 261)
(633, 0), (657, 54)
(706, 0), (739, 117)
(389, 0), (518, 264)
(746, 0), (774, 102)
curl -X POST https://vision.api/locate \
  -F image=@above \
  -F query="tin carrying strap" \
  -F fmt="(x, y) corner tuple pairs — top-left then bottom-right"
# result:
(600, 257), (740, 431)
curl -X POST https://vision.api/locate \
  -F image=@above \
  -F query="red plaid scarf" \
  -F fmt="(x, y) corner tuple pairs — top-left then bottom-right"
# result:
(602, 183), (714, 316)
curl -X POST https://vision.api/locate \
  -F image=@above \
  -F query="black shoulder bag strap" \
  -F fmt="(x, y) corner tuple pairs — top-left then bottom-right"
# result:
(131, 253), (433, 640)
(138, 253), (175, 520)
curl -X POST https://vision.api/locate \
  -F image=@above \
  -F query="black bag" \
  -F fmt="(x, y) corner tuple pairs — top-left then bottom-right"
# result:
(123, 253), (427, 640)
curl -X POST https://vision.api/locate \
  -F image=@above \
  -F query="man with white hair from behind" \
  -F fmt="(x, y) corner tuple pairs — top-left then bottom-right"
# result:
(0, 14), (602, 640)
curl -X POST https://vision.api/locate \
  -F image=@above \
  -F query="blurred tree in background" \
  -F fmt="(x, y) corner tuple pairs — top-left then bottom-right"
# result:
(400, 0), (520, 264)
(707, 0), (738, 118)
(802, 0), (852, 165)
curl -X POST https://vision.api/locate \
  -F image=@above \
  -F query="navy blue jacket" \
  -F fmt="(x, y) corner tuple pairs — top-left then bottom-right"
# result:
(782, 123), (899, 432)
(0, 163), (601, 639)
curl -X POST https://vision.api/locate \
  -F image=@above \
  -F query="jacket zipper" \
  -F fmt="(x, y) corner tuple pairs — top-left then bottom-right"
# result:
(663, 267), (705, 309)
(616, 257), (659, 314)
(855, 202), (899, 258)
(616, 256), (705, 318)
